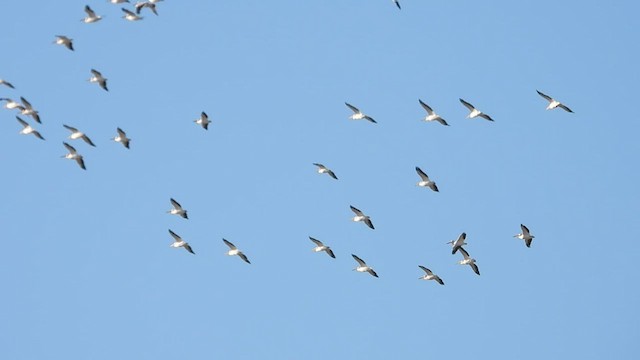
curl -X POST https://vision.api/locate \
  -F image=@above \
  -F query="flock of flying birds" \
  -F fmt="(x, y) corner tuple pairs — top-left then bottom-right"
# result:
(1, 1), (576, 285)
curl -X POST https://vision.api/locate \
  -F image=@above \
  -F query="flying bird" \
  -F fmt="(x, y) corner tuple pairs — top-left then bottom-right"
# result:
(418, 99), (448, 126)
(109, 0), (130, 4)
(112, 127), (131, 149)
(54, 35), (74, 51)
(223, 239), (251, 264)
(313, 163), (338, 180)
(536, 90), (573, 113)
(446, 232), (467, 255)
(514, 224), (535, 248)
(17, 97), (41, 123)
(352, 254), (378, 277)
(309, 237), (336, 258)
(415, 166), (439, 192)
(194, 111), (210, 130)
(167, 198), (188, 219)
(345, 102), (377, 123)
(459, 98), (494, 121)
(135, 1), (159, 15)
(82, 5), (102, 23)
(1, 98), (22, 109)
(122, 7), (143, 21)
(457, 247), (480, 275)
(63, 125), (96, 147)
(168, 229), (195, 254)
(418, 266), (444, 285)
(89, 69), (108, 91)
(16, 116), (44, 140)
(350, 205), (374, 229)
(0, 79), (15, 89)
(392, 0), (401, 10)
(61, 142), (86, 170)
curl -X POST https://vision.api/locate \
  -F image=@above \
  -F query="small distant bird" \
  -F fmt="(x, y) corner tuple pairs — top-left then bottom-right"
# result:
(112, 127), (131, 149)
(16, 116), (44, 140)
(63, 125), (96, 147)
(0, 98), (21, 109)
(0, 79), (15, 89)
(54, 35), (74, 51)
(392, 0), (401, 10)
(415, 166), (439, 192)
(514, 224), (535, 248)
(352, 254), (378, 277)
(17, 97), (41, 123)
(82, 5), (102, 23)
(350, 205), (374, 229)
(313, 163), (338, 180)
(345, 102), (377, 123)
(536, 90), (573, 113)
(459, 98), (494, 121)
(167, 198), (188, 219)
(309, 237), (336, 258)
(61, 142), (86, 170)
(135, 1), (159, 15)
(109, 0), (130, 4)
(223, 239), (251, 264)
(419, 99), (448, 126)
(194, 111), (210, 130)
(457, 247), (480, 275)
(89, 69), (108, 91)
(168, 229), (195, 254)
(418, 266), (444, 285)
(122, 8), (143, 21)
(446, 232), (467, 255)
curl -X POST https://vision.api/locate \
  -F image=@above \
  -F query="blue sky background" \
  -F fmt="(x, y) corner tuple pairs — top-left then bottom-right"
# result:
(2, 1), (639, 359)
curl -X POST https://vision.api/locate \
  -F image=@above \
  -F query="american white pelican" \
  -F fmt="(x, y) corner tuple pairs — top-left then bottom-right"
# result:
(122, 8), (143, 21)
(54, 35), (74, 51)
(0, 98), (21, 109)
(352, 254), (378, 277)
(16, 116), (44, 140)
(62, 142), (86, 170)
(446, 232), (467, 255)
(345, 102), (377, 123)
(135, 1), (158, 15)
(309, 237), (335, 258)
(457, 247), (480, 275)
(537, 90), (573, 113)
(194, 112), (210, 130)
(459, 98), (494, 121)
(82, 5), (102, 23)
(17, 97), (41, 123)
(0, 79), (15, 89)
(89, 69), (108, 91)
(63, 125), (96, 147)
(514, 224), (535, 248)
(223, 239), (251, 264)
(350, 205), (374, 229)
(109, 0), (130, 4)
(418, 266), (444, 285)
(112, 127), (130, 149)
(313, 163), (338, 180)
(419, 99), (448, 126)
(415, 166), (439, 192)
(168, 229), (195, 254)
(167, 198), (188, 219)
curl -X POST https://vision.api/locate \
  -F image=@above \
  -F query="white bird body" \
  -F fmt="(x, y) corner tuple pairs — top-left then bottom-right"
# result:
(313, 163), (338, 180)
(309, 237), (335, 258)
(64, 125), (96, 147)
(82, 5), (102, 23)
(446, 232), (467, 254)
(350, 205), (374, 229)
(16, 116), (44, 140)
(89, 69), (108, 91)
(54, 35), (74, 51)
(112, 127), (131, 149)
(223, 239), (251, 264)
(352, 254), (378, 277)
(345, 102), (377, 123)
(537, 90), (573, 113)
(167, 198), (188, 219)
(419, 99), (449, 126)
(1, 98), (21, 109)
(62, 142), (86, 170)
(415, 166), (439, 192)
(418, 266), (444, 285)
(168, 229), (195, 254)
(122, 8), (143, 21)
(16, 97), (41, 123)
(459, 98), (494, 121)
(514, 224), (535, 248)
(194, 112), (210, 130)
(457, 247), (480, 275)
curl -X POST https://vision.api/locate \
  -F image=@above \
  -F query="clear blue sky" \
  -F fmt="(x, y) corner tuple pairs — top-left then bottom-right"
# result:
(2, 1), (639, 359)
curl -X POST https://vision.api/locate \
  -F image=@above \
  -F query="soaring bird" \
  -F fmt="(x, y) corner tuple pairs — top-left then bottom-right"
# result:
(63, 125), (96, 147)
(352, 254), (378, 277)
(135, 1), (159, 15)
(514, 224), (535, 248)
(223, 239), (251, 264)
(309, 237), (336, 258)
(446, 232), (467, 255)
(350, 205), (375, 229)
(122, 8), (143, 21)
(1, 98), (22, 110)
(112, 127), (131, 149)
(459, 98), (494, 121)
(62, 142), (86, 170)
(418, 266), (444, 285)
(345, 102), (377, 123)
(415, 166), (439, 192)
(89, 69), (108, 91)
(17, 97), (41, 123)
(392, 0), (401, 10)
(54, 35), (74, 51)
(167, 198), (188, 219)
(313, 163), (338, 180)
(457, 247), (480, 275)
(418, 99), (448, 126)
(16, 116), (44, 140)
(536, 90), (573, 113)
(168, 229), (195, 254)
(194, 112), (211, 130)
(82, 5), (102, 23)
(0, 79), (15, 89)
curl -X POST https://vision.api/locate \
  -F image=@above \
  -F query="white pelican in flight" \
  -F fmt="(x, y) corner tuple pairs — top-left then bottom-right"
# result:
(112, 128), (131, 149)
(352, 254), (378, 277)
(419, 99), (448, 126)
(168, 229), (195, 254)
(0, 79), (15, 89)
(309, 237), (335, 258)
(345, 102), (377, 123)
(82, 5), (102, 23)
(459, 98), (494, 121)
(415, 166), (439, 192)
(514, 224), (535, 248)
(62, 142), (86, 170)
(1, 98), (21, 110)
(223, 239), (251, 264)
(135, 1), (159, 15)
(17, 97), (41, 123)
(446, 232), (467, 255)
(194, 112), (210, 130)
(54, 35), (74, 51)
(418, 266), (444, 285)
(313, 163), (338, 180)
(16, 116), (44, 140)
(122, 8), (143, 21)
(457, 247), (480, 275)
(536, 90), (573, 113)
(63, 125), (96, 147)
(350, 205), (374, 229)
(167, 198), (188, 219)
(89, 69), (108, 91)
